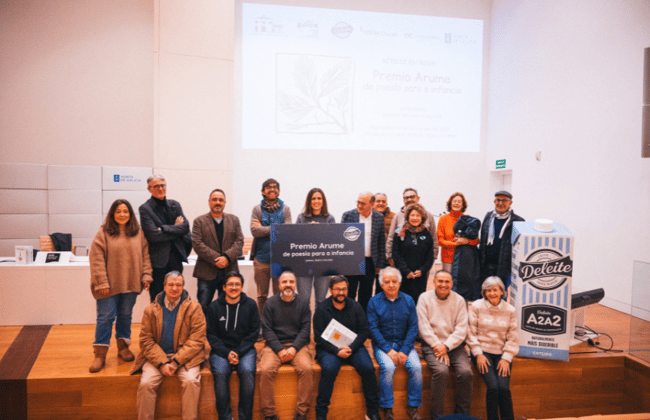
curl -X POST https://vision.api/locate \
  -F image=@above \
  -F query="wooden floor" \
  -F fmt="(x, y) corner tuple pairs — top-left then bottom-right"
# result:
(1, 304), (649, 420)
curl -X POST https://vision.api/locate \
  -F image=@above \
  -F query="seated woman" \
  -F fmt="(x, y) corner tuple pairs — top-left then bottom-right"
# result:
(437, 192), (479, 273)
(467, 277), (519, 420)
(391, 203), (434, 304)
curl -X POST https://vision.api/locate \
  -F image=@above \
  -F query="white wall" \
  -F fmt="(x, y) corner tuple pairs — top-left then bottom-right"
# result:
(0, 0), (154, 167)
(488, 0), (650, 312)
(3, 0), (649, 314)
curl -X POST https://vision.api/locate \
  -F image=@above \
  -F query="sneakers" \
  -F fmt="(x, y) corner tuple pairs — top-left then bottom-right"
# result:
(406, 406), (422, 420)
(365, 413), (381, 420)
(381, 408), (394, 420)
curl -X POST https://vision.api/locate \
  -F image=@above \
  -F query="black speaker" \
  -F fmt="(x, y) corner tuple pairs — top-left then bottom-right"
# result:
(641, 48), (650, 158)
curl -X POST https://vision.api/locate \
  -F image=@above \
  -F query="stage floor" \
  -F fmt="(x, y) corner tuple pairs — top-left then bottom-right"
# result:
(1, 304), (649, 419)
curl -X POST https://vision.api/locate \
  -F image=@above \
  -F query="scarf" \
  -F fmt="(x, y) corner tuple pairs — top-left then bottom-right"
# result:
(487, 208), (512, 246)
(398, 222), (425, 243)
(262, 198), (283, 213)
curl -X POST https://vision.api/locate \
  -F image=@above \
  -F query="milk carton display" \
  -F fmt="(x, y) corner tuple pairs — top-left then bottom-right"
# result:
(510, 221), (573, 361)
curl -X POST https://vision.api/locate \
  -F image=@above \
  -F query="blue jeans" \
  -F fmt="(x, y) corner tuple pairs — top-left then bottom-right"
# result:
(297, 276), (329, 306)
(197, 272), (225, 312)
(94, 292), (137, 345)
(209, 348), (257, 420)
(473, 352), (514, 420)
(316, 347), (379, 418)
(374, 347), (422, 409)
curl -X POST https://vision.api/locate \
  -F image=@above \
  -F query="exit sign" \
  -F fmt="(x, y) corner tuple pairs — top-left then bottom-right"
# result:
(496, 159), (506, 169)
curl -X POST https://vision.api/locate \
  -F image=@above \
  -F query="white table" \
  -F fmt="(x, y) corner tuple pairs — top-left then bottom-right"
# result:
(0, 259), (255, 326)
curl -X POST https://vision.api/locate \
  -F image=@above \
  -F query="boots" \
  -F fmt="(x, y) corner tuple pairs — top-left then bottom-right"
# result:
(89, 345), (109, 373)
(116, 338), (135, 362)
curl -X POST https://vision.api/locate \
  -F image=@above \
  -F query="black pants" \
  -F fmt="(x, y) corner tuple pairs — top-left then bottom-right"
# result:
(347, 257), (375, 312)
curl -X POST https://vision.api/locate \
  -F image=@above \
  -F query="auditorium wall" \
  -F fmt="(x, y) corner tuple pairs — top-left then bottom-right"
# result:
(2, 0), (649, 315)
(487, 0), (650, 313)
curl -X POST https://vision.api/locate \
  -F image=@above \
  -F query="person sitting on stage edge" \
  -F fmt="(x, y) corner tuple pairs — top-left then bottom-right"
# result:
(259, 270), (313, 420)
(417, 270), (473, 419)
(367, 267), (422, 420)
(206, 271), (260, 420)
(467, 276), (519, 420)
(131, 271), (209, 420)
(313, 275), (381, 420)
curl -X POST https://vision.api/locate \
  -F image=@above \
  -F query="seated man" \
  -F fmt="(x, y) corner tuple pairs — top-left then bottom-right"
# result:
(367, 267), (422, 420)
(131, 271), (210, 420)
(259, 270), (313, 420)
(417, 270), (473, 419)
(206, 271), (260, 420)
(313, 275), (380, 420)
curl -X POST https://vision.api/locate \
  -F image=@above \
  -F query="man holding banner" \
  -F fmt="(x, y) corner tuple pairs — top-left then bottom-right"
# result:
(341, 191), (386, 312)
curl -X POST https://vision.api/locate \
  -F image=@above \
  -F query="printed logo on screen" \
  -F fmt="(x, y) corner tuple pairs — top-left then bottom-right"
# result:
(112, 174), (143, 184)
(518, 248), (572, 290)
(254, 15), (283, 34)
(298, 21), (318, 38)
(331, 22), (353, 39)
(343, 226), (361, 241)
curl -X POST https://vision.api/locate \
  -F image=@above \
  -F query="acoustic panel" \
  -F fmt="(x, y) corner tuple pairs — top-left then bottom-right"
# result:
(48, 214), (103, 239)
(0, 190), (48, 214)
(48, 190), (102, 214)
(0, 214), (48, 239)
(48, 165), (102, 190)
(102, 190), (151, 215)
(0, 163), (47, 189)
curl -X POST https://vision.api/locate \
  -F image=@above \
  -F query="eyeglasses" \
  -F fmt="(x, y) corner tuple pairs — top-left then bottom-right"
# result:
(403, 194), (417, 200)
(150, 184), (166, 189)
(264, 185), (279, 190)
(494, 198), (511, 203)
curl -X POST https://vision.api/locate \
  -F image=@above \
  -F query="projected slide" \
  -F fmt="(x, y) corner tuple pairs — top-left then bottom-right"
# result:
(241, 3), (483, 152)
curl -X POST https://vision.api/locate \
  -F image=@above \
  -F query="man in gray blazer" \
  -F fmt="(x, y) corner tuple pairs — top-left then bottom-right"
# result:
(139, 175), (191, 302)
(192, 188), (244, 312)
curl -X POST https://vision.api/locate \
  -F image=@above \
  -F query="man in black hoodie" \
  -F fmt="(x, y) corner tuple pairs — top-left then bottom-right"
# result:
(206, 271), (260, 420)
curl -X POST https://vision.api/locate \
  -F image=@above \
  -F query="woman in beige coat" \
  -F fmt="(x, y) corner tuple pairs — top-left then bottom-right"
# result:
(89, 199), (153, 372)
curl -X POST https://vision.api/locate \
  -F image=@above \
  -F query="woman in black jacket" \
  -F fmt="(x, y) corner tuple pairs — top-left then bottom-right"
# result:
(391, 203), (434, 304)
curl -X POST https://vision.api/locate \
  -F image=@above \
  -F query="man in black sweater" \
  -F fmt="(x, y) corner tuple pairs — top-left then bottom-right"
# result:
(313, 276), (380, 420)
(259, 270), (313, 420)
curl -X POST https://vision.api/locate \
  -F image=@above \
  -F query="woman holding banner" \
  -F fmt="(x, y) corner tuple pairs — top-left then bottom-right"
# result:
(296, 188), (335, 305)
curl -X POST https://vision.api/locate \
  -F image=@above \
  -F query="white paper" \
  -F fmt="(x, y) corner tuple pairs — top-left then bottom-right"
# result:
(321, 318), (357, 348)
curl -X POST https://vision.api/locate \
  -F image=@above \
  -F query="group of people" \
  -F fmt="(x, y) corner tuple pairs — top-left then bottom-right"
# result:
(87, 175), (524, 420)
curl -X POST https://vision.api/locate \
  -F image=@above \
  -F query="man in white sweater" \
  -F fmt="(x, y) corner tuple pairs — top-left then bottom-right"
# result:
(416, 270), (473, 419)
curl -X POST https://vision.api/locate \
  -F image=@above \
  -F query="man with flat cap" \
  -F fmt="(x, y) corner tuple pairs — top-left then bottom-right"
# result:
(479, 191), (524, 288)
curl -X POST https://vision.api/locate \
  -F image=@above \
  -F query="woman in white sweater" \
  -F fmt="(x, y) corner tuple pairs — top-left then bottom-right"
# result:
(467, 276), (519, 420)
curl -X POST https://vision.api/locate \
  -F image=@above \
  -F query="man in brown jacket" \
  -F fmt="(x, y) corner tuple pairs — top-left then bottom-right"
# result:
(192, 188), (244, 312)
(131, 271), (210, 420)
